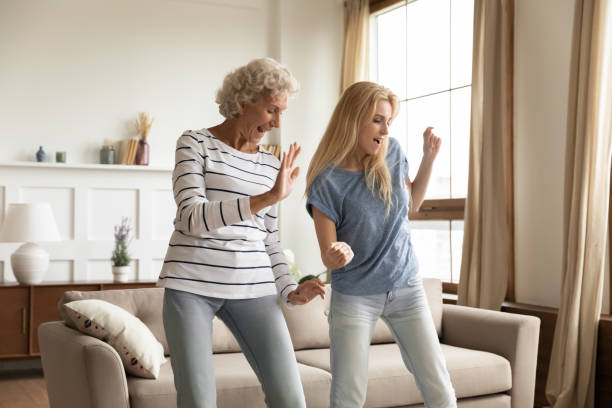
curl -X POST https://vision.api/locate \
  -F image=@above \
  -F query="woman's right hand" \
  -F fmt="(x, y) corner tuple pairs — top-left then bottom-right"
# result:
(287, 278), (326, 305)
(324, 241), (354, 270)
(270, 142), (301, 202)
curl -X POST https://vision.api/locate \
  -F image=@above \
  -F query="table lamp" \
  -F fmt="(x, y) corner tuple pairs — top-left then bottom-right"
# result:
(0, 203), (61, 284)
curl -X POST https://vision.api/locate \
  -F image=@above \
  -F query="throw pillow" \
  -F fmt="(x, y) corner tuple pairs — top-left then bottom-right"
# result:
(63, 299), (166, 379)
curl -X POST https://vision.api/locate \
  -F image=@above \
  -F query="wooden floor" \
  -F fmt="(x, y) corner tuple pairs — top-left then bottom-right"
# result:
(0, 370), (49, 408)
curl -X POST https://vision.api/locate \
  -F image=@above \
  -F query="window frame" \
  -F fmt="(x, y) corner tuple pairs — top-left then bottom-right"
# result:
(409, 199), (464, 294)
(370, 0), (406, 14)
(370, 0), (468, 293)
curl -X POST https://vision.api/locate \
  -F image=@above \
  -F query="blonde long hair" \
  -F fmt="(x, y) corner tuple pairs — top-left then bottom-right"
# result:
(306, 82), (399, 212)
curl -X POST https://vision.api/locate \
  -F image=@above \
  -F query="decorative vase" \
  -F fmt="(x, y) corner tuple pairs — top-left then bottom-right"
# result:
(55, 151), (66, 163)
(100, 145), (115, 164)
(134, 140), (149, 165)
(112, 265), (130, 282)
(36, 146), (46, 162)
(11, 243), (49, 284)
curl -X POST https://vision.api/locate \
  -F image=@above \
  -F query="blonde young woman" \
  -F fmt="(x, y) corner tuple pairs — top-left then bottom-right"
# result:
(305, 81), (457, 408)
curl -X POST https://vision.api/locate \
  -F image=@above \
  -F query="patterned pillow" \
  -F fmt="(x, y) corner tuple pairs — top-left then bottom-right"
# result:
(63, 299), (166, 379)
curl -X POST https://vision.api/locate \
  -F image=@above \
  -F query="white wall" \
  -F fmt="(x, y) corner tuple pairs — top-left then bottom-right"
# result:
(514, 0), (610, 313)
(277, 0), (344, 277)
(0, 163), (174, 282)
(514, 0), (574, 308)
(0, 0), (344, 282)
(0, 0), (269, 167)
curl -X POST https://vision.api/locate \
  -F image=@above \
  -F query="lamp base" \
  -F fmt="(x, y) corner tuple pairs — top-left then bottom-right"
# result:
(10, 242), (50, 285)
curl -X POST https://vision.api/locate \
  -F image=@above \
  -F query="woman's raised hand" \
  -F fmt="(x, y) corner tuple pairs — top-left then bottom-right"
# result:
(422, 127), (441, 160)
(324, 242), (354, 270)
(270, 142), (302, 201)
(287, 278), (326, 305)
(249, 143), (301, 214)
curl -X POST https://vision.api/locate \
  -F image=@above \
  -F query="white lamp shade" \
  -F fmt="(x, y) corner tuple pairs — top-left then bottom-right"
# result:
(0, 203), (61, 243)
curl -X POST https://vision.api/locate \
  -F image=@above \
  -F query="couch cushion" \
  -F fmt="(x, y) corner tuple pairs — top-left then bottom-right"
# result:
(211, 316), (241, 353)
(60, 288), (168, 353)
(402, 394), (511, 408)
(59, 287), (241, 355)
(280, 285), (331, 350)
(370, 318), (394, 344)
(64, 299), (166, 379)
(128, 354), (332, 408)
(423, 278), (443, 337)
(128, 361), (177, 408)
(455, 394), (511, 408)
(282, 279), (443, 349)
(370, 278), (443, 344)
(295, 343), (511, 407)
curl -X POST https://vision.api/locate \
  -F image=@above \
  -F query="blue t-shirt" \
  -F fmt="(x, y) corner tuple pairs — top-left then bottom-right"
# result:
(306, 138), (420, 295)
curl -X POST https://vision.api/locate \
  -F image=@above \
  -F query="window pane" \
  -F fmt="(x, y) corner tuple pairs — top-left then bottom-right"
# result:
(390, 101), (407, 154)
(450, 0), (474, 88)
(410, 220), (451, 282)
(376, 6), (407, 99)
(406, 0), (450, 98)
(450, 220), (464, 283)
(406, 92), (450, 198)
(450, 86), (470, 198)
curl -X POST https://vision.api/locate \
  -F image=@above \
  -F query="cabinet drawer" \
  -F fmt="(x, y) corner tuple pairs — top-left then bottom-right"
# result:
(0, 287), (29, 356)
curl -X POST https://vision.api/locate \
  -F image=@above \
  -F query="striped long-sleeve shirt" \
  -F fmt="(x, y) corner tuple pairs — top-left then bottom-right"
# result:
(157, 129), (298, 303)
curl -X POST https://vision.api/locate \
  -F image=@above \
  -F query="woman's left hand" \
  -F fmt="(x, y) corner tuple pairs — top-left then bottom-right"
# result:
(423, 126), (441, 160)
(270, 142), (302, 202)
(287, 278), (325, 305)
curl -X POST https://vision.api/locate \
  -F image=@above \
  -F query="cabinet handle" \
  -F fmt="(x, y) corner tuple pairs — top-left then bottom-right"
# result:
(22, 308), (27, 335)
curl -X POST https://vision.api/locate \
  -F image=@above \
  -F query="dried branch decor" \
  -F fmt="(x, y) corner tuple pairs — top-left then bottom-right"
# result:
(135, 112), (154, 141)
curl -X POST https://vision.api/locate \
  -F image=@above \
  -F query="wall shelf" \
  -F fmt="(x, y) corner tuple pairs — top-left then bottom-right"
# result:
(0, 162), (172, 172)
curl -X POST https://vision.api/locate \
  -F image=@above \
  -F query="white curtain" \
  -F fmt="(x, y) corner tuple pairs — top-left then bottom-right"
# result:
(341, 0), (369, 92)
(457, 0), (515, 311)
(546, 0), (612, 406)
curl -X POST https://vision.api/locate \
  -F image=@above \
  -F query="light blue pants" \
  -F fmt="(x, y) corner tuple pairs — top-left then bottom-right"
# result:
(329, 283), (457, 408)
(162, 288), (306, 408)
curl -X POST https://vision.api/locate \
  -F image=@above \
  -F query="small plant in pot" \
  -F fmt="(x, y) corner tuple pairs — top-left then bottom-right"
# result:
(111, 217), (132, 282)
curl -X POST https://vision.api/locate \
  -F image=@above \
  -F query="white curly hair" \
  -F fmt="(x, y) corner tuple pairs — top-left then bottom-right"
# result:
(216, 57), (299, 119)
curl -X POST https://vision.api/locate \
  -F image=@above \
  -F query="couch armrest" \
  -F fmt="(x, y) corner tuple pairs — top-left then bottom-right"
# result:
(441, 304), (540, 408)
(38, 321), (130, 408)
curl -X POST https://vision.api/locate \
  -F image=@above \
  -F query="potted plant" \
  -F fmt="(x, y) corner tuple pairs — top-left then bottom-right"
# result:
(111, 217), (132, 282)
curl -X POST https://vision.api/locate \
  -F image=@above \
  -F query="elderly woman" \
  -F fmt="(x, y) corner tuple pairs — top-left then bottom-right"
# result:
(158, 58), (325, 408)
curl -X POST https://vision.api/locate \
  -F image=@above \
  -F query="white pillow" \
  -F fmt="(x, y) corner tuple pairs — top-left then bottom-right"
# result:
(64, 299), (166, 379)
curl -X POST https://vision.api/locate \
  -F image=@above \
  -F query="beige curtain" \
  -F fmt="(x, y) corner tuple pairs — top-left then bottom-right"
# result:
(546, 0), (612, 406)
(457, 0), (514, 310)
(341, 0), (369, 92)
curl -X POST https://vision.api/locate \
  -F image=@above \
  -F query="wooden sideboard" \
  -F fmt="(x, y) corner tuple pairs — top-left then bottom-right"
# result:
(0, 281), (156, 359)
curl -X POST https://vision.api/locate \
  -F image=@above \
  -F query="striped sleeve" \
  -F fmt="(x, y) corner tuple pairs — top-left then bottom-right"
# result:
(264, 203), (297, 304)
(173, 131), (252, 234)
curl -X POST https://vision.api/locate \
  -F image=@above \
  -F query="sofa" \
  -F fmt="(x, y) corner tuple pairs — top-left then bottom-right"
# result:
(38, 278), (540, 408)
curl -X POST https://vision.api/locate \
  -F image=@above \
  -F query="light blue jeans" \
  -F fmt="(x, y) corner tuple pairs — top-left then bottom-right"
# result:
(162, 288), (306, 408)
(329, 283), (457, 408)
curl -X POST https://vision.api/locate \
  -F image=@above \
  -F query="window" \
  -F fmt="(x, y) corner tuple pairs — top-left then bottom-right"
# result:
(370, 0), (474, 290)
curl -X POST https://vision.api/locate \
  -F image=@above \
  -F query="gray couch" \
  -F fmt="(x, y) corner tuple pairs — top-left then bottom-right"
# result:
(38, 279), (540, 408)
